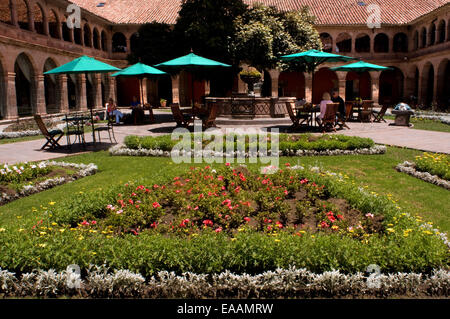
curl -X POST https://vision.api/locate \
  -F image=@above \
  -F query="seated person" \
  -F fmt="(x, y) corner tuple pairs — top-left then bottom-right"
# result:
(316, 92), (333, 125)
(331, 90), (346, 118)
(106, 98), (123, 124)
(130, 96), (145, 124)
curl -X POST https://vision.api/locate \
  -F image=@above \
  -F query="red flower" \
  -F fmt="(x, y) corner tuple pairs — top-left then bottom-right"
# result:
(337, 214), (344, 220)
(203, 219), (213, 227)
(244, 217), (250, 222)
(320, 221), (329, 228)
(152, 202), (161, 208)
(81, 220), (89, 226)
(91, 220), (97, 225)
(276, 221), (283, 229)
(267, 225), (272, 231)
(225, 163), (230, 166)
(215, 227), (222, 233)
(285, 163), (290, 167)
(300, 179), (308, 184)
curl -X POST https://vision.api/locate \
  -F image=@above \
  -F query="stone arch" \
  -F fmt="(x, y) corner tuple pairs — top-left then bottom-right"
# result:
(413, 30), (419, 50)
(112, 32), (127, 52)
(345, 71), (371, 100)
(437, 20), (446, 44)
(420, 27), (427, 48)
(32, 1), (45, 35)
(379, 66), (404, 106)
(319, 33), (333, 52)
(48, 9), (59, 39)
(374, 33), (389, 53)
(393, 33), (408, 52)
(313, 67), (338, 104)
(101, 30), (108, 51)
(62, 14), (71, 42)
(421, 62), (434, 106)
(0, 53), (6, 119)
(279, 71), (305, 98)
(83, 23), (92, 47)
(73, 18), (82, 45)
(336, 33), (351, 53)
(0, 0), (13, 25)
(16, 0), (30, 30)
(14, 52), (36, 116)
(93, 27), (100, 49)
(130, 32), (139, 53)
(355, 33), (370, 52)
(43, 58), (60, 114)
(436, 59), (449, 110)
(428, 23), (436, 46)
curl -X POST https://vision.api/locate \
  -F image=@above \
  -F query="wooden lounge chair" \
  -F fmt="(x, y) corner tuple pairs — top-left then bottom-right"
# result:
(34, 114), (64, 150)
(171, 103), (194, 128)
(320, 103), (339, 132)
(373, 104), (388, 123)
(285, 101), (301, 129)
(90, 109), (116, 144)
(202, 104), (219, 128)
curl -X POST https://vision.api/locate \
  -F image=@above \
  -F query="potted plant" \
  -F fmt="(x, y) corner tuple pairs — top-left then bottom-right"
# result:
(239, 68), (262, 95)
(160, 98), (167, 107)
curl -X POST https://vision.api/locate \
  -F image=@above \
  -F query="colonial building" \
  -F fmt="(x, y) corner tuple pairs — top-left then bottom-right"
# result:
(0, 0), (449, 119)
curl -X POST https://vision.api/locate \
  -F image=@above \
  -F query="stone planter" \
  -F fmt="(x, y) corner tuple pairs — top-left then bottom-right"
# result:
(392, 110), (414, 126)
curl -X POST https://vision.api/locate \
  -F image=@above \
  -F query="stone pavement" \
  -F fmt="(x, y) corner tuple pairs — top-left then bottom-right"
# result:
(0, 116), (449, 164)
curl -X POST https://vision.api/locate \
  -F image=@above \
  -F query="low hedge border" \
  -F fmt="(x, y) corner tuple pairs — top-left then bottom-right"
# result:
(395, 161), (450, 190)
(0, 161), (98, 205)
(108, 144), (387, 157)
(0, 267), (448, 298)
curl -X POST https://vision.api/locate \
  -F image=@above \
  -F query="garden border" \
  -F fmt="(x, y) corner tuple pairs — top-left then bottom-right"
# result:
(0, 161), (98, 205)
(395, 161), (450, 190)
(108, 144), (387, 157)
(0, 266), (448, 298)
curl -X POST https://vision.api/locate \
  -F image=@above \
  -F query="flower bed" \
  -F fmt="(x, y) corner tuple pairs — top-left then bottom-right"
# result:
(110, 134), (385, 157)
(0, 164), (447, 278)
(0, 266), (448, 298)
(0, 161), (98, 205)
(396, 161), (450, 190)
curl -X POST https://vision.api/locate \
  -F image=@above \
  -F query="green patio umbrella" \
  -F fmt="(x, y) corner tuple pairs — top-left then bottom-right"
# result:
(111, 62), (167, 106)
(155, 52), (231, 106)
(281, 49), (357, 103)
(330, 61), (393, 72)
(44, 55), (121, 75)
(330, 61), (393, 99)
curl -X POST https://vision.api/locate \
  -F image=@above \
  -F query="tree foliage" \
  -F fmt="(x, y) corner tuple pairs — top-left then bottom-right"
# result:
(230, 4), (322, 71)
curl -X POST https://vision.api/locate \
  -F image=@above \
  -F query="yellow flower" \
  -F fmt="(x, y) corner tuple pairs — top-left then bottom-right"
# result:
(274, 239), (281, 242)
(59, 229), (65, 233)
(386, 228), (395, 233)
(38, 244), (47, 248)
(0, 228), (5, 232)
(39, 232), (47, 236)
(18, 228), (25, 232)
(49, 202), (56, 206)
(51, 222), (57, 226)
(78, 236), (84, 240)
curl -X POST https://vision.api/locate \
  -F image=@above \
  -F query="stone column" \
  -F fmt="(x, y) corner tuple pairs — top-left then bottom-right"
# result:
(171, 74), (180, 104)
(5, 72), (18, 119)
(10, 0), (18, 27)
(268, 69), (280, 98)
(351, 33), (356, 53)
(28, 8), (35, 33)
(304, 73), (313, 103)
(141, 78), (148, 104)
(93, 74), (103, 109)
(204, 80), (211, 96)
(237, 75), (246, 94)
(126, 37), (131, 54)
(108, 76), (117, 103)
(35, 75), (46, 115)
(369, 71), (380, 106)
(432, 71), (438, 110)
(148, 79), (158, 106)
(76, 74), (87, 111)
(58, 75), (69, 113)
(417, 68), (423, 105)
(336, 71), (346, 99)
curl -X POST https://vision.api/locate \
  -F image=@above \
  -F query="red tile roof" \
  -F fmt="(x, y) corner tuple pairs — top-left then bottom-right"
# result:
(70, 0), (449, 25)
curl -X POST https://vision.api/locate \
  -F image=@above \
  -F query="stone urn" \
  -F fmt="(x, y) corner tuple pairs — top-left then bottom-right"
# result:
(239, 68), (262, 95)
(391, 103), (414, 126)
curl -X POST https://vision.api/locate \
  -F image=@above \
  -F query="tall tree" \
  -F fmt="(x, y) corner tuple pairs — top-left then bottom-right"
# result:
(230, 4), (322, 71)
(174, 0), (248, 64)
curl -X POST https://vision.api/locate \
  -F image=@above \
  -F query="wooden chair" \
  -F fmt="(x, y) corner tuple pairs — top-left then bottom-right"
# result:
(296, 103), (313, 127)
(90, 109), (116, 144)
(373, 104), (388, 123)
(143, 103), (155, 123)
(202, 104), (219, 128)
(360, 100), (374, 122)
(285, 101), (301, 129)
(345, 101), (354, 121)
(171, 103), (194, 128)
(34, 115), (64, 150)
(320, 103), (339, 132)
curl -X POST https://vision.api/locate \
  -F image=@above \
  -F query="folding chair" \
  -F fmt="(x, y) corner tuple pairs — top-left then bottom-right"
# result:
(34, 115), (64, 150)
(202, 104), (219, 129)
(373, 105), (388, 123)
(320, 103), (339, 132)
(90, 109), (117, 144)
(285, 102), (301, 129)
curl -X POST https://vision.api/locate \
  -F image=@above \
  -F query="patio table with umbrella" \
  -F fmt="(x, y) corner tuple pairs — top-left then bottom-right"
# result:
(44, 55), (121, 144)
(280, 49), (356, 125)
(111, 62), (167, 123)
(154, 52), (231, 113)
(330, 61), (393, 121)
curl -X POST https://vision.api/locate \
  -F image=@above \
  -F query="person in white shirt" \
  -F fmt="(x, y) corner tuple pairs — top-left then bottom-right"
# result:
(317, 92), (333, 125)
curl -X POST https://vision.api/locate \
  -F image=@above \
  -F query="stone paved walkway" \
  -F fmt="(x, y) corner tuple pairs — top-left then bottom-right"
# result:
(0, 116), (449, 164)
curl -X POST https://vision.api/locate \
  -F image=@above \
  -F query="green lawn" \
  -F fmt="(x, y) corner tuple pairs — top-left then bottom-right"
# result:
(0, 147), (448, 234)
(385, 115), (450, 133)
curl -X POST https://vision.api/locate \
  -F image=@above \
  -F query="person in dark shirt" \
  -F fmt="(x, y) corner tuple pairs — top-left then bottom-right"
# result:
(331, 90), (346, 117)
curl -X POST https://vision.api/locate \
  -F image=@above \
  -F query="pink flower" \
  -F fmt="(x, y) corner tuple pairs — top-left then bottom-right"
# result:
(276, 221), (283, 229)
(222, 199), (231, 205)
(81, 220), (89, 226)
(215, 227), (222, 233)
(203, 219), (213, 227)
(225, 163), (230, 166)
(91, 220), (97, 225)
(320, 221), (329, 228)
(300, 179), (309, 184)
(244, 217), (250, 222)
(365, 213), (374, 219)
